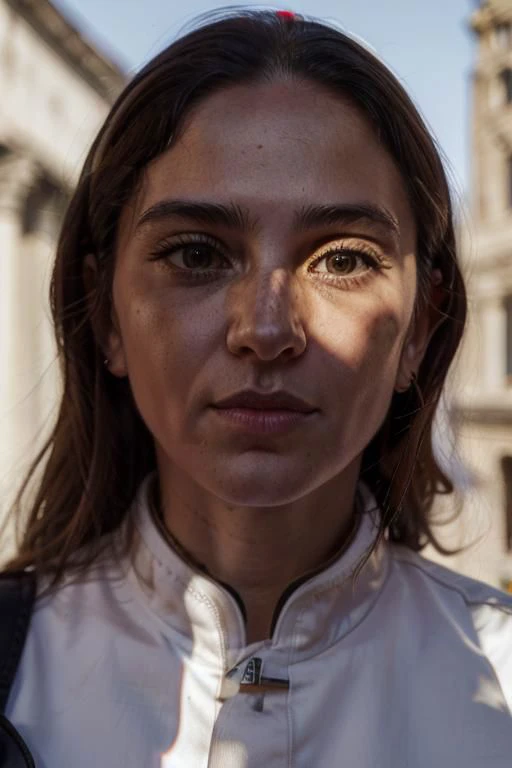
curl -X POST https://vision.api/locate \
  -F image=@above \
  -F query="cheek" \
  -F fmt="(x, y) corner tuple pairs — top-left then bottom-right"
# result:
(114, 279), (219, 405)
(121, 301), (169, 368)
(115, 271), (173, 358)
(112, 271), (174, 395)
(315, 297), (406, 378)
(114, 297), (190, 447)
(364, 310), (404, 368)
(326, 306), (407, 453)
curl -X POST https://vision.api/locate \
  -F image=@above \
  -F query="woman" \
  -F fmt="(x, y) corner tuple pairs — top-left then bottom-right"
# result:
(2, 9), (511, 767)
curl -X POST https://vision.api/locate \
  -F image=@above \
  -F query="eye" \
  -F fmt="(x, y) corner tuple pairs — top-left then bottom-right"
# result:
(149, 235), (231, 271)
(169, 244), (228, 270)
(310, 247), (378, 277)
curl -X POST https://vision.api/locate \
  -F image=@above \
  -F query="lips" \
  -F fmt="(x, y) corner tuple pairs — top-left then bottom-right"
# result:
(212, 390), (316, 413)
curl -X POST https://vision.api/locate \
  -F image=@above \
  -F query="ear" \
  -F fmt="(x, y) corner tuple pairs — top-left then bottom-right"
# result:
(83, 253), (128, 378)
(395, 269), (445, 392)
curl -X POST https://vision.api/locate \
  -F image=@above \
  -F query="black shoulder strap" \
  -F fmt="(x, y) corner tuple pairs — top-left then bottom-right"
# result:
(0, 571), (36, 714)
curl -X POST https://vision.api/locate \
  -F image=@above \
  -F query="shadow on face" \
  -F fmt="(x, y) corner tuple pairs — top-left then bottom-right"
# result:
(104, 78), (428, 508)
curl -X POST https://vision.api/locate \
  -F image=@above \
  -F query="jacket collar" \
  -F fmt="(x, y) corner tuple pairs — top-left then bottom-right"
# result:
(129, 473), (390, 667)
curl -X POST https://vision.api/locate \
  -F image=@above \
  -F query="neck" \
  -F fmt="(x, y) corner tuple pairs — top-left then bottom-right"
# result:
(151, 459), (361, 642)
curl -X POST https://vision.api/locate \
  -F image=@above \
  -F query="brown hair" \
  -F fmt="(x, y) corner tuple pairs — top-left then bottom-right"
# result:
(3, 10), (466, 582)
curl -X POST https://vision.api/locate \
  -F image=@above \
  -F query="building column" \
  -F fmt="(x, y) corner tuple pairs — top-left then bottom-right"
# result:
(481, 294), (507, 392)
(0, 150), (37, 526)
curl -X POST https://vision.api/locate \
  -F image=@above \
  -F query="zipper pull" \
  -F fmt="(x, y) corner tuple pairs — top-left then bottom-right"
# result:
(218, 657), (289, 700)
(240, 657), (262, 685)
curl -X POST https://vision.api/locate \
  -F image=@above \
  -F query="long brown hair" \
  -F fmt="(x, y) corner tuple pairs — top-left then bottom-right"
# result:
(3, 10), (467, 582)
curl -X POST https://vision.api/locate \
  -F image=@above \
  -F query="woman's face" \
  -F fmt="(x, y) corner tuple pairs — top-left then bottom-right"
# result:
(106, 78), (427, 506)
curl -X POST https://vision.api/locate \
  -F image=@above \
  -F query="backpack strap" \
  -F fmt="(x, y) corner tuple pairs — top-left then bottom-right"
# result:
(0, 571), (37, 767)
(0, 571), (36, 714)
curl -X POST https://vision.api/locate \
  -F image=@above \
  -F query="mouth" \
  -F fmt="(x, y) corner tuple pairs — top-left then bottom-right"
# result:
(213, 390), (316, 413)
(211, 390), (318, 435)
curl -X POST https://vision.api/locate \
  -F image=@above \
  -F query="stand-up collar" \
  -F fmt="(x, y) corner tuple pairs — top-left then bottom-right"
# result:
(128, 473), (390, 667)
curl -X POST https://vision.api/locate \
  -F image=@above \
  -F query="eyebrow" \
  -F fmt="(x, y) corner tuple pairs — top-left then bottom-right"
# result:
(135, 198), (400, 239)
(136, 200), (256, 232)
(294, 203), (400, 238)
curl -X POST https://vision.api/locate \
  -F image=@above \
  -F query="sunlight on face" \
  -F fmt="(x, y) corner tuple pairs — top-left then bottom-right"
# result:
(109, 78), (421, 507)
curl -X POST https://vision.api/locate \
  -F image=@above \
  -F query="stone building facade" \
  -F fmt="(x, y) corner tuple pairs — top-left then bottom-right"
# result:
(425, 0), (512, 589)
(0, 0), (124, 556)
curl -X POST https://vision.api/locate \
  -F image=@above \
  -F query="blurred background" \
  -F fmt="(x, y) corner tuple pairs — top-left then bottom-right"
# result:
(1, 0), (511, 589)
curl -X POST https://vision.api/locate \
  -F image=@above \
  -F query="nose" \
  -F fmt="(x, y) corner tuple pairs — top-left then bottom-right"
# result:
(225, 267), (307, 361)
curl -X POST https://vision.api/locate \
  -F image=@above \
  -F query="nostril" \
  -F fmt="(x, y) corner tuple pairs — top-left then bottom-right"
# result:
(226, 323), (307, 362)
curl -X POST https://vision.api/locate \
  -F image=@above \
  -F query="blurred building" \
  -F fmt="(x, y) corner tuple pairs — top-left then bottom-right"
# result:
(0, 0), (124, 556)
(426, 0), (512, 589)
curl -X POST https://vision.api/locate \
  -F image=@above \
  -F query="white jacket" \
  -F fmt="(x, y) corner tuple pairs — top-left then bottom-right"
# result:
(7, 475), (512, 767)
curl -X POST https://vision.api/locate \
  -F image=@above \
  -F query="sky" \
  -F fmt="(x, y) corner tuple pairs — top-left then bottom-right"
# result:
(53, 0), (477, 202)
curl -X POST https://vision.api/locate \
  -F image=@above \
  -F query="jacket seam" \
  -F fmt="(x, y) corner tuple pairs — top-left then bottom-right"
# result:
(392, 554), (512, 614)
(291, 549), (393, 655)
(393, 553), (512, 718)
(286, 680), (293, 768)
(391, 555), (512, 720)
(128, 541), (230, 675)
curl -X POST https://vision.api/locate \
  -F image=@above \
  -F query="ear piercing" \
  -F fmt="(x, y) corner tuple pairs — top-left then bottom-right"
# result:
(396, 371), (417, 394)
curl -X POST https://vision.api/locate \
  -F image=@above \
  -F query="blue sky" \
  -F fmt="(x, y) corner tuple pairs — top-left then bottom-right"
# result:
(54, 0), (476, 201)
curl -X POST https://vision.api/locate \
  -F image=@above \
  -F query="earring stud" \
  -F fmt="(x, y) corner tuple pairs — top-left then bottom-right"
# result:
(395, 371), (416, 394)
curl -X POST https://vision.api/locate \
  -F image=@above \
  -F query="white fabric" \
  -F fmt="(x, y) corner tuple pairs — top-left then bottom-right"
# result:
(7, 475), (512, 767)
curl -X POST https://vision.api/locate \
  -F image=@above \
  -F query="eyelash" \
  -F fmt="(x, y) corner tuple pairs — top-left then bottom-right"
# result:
(148, 233), (390, 287)
(149, 234), (229, 281)
(307, 243), (388, 288)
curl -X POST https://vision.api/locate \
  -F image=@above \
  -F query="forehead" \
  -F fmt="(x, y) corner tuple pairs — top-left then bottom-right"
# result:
(132, 78), (414, 238)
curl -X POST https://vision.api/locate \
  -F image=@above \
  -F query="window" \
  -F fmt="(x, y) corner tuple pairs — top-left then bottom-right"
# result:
(505, 297), (512, 380)
(495, 22), (512, 50)
(21, 176), (65, 236)
(488, 75), (502, 109)
(506, 156), (512, 209)
(501, 68), (512, 103)
(501, 456), (512, 550)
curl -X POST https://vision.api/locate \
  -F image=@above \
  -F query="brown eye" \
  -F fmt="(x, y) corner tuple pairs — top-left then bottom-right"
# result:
(151, 239), (231, 271)
(325, 252), (362, 274)
(179, 245), (219, 269)
(312, 248), (374, 276)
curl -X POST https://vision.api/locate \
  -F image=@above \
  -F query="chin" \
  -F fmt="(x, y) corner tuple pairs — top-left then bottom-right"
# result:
(214, 485), (307, 508)
(202, 460), (320, 508)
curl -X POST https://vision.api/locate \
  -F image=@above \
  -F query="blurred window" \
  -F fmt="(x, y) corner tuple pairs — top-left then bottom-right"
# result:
(507, 156), (512, 208)
(488, 76), (502, 109)
(21, 177), (65, 237)
(501, 68), (512, 103)
(501, 455), (512, 550)
(494, 22), (512, 50)
(506, 296), (512, 377)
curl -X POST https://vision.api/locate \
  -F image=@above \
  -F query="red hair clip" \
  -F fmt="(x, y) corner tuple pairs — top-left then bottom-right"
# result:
(276, 10), (296, 21)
